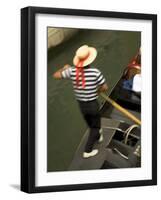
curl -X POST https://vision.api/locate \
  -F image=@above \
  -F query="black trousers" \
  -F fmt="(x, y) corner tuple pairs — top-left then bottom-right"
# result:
(78, 99), (101, 153)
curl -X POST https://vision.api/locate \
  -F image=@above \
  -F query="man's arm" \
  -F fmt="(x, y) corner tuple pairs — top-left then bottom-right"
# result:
(53, 64), (70, 79)
(96, 70), (108, 93)
(98, 83), (108, 93)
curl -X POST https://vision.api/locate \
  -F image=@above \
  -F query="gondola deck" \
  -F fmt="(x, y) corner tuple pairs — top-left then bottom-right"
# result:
(69, 118), (120, 171)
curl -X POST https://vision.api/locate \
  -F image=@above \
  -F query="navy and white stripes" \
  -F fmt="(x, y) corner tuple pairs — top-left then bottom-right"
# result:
(62, 66), (106, 101)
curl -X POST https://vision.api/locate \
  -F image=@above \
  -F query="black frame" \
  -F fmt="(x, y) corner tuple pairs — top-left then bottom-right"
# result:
(21, 6), (157, 193)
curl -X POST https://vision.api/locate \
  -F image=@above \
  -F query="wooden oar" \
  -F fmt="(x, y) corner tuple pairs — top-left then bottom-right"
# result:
(100, 93), (141, 126)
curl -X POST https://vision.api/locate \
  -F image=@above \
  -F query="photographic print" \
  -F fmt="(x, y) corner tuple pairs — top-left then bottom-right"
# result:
(21, 7), (157, 193)
(47, 27), (141, 172)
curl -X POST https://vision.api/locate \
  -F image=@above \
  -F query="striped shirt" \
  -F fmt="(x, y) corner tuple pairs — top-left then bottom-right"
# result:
(62, 66), (106, 101)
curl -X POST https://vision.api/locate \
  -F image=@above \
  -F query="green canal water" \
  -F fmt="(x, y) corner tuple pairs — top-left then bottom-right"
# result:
(47, 28), (141, 172)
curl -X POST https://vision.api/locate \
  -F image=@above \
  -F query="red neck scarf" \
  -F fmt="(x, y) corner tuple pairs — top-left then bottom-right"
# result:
(75, 54), (89, 88)
(76, 61), (85, 88)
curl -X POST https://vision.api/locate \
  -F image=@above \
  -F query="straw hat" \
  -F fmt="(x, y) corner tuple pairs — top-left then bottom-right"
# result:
(73, 45), (97, 67)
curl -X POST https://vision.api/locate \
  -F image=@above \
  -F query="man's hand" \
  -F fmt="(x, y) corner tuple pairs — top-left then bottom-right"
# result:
(98, 83), (108, 93)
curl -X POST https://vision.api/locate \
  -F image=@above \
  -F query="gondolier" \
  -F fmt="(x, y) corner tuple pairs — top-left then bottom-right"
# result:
(53, 45), (108, 158)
